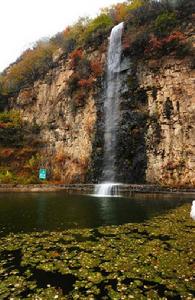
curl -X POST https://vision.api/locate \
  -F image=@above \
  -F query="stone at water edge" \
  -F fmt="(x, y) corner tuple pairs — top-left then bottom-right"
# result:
(190, 200), (195, 220)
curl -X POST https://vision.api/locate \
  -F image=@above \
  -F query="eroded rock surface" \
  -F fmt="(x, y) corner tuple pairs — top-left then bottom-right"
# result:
(138, 58), (195, 186)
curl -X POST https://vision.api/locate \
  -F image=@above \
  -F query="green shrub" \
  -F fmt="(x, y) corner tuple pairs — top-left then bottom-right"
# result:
(68, 17), (90, 46)
(51, 32), (75, 53)
(0, 110), (21, 126)
(62, 38), (76, 54)
(17, 175), (40, 184)
(85, 14), (113, 36)
(51, 17), (90, 51)
(83, 14), (113, 47)
(0, 170), (40, 184)
(25, 154), (41, 171)
(126, 1), (164, 26)
(154, 12), (177, 36)
(0, 170), (16, 183)
(105, 0), (144, 23)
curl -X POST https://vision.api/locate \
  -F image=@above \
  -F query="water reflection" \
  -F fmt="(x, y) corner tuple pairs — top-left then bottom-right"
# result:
(0, 192), (193, 236)
(36, 195), (47, 228)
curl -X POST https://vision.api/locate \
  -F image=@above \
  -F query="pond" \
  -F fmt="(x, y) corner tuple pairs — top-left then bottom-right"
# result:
(0, 192), (194, 299)
(0, 191), (194, 236)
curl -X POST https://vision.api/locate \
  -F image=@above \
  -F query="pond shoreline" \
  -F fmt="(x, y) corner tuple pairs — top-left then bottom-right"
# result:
(1, 183), (195, 194)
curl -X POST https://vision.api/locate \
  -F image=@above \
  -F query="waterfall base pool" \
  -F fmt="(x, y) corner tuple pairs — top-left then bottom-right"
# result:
(0, 191), (194, 236)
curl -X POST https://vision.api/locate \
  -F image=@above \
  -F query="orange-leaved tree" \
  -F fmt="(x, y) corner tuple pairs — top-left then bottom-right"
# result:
(2, 40), (56, 94)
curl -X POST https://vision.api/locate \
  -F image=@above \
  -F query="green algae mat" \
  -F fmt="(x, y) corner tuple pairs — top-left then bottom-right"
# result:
(0, 204), (194, 299)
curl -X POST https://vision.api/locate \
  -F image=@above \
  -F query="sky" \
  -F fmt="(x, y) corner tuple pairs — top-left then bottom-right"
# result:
(0, 0), (125, 72)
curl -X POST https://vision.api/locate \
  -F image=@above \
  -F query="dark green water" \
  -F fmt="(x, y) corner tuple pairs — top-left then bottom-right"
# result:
(0, 192), (193, 236)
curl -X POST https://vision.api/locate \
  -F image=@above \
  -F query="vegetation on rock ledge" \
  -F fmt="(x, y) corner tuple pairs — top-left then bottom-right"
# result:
(0, 110), (42, 184)
(0, 0), (194, 97)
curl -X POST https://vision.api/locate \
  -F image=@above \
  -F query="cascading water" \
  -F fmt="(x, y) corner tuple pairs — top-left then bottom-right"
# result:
(95, 22), (124, 196)
(95, 183), (121, 197)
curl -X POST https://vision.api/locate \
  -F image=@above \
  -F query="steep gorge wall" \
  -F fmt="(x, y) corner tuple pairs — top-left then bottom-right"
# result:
(138, 57), (195, 187)
(6, 30), (195, 187)
(9, 50), (105, 183)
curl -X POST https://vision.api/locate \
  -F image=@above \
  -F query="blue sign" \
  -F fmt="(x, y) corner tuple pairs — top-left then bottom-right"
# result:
(39, 169), (47, 180)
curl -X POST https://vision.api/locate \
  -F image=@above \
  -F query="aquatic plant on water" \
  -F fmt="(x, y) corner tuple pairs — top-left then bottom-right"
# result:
(0, 204), (194, 299)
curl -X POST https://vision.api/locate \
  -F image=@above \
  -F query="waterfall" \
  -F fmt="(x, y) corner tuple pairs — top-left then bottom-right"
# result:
(94, 183), (121, 197)
(95, 22), (124, 196)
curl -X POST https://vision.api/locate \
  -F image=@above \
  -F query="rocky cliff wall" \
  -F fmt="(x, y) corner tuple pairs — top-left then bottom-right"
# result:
(6, 31), (195, 187)
(138, 57), (195, 187)
(9, 50), (105, 183)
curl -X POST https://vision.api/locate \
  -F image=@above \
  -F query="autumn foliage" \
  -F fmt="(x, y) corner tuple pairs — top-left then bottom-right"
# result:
(111, 0), (144, 23)
(0, 148), (14, 158)
(90, 60), (103, 77)
(69, 49), (83, 68)
(0, 0), (193, 98)
(145, 31), (186, 56)
(1, 41), (56, 94)
(66, 43), (104, 113)
(78, 77), (94, 88)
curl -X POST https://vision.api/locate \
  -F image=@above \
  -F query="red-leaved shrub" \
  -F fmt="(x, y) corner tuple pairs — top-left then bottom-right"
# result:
(145, 31), (186, 56)
(69, 49), (83, 68)
(78, 77), (94, 88)
(90, 60), (103, 77)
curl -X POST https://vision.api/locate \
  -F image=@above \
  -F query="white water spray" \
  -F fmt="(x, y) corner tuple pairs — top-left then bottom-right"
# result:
(94, 183), (121, 197)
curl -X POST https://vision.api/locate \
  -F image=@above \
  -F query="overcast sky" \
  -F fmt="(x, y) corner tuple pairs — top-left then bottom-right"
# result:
(0, 0), (125, 72)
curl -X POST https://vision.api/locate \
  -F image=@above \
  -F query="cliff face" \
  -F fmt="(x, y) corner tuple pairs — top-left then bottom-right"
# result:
(138, 57), (195, 187)
(9, 50), (105, 183)
(3, 23), (195, 187)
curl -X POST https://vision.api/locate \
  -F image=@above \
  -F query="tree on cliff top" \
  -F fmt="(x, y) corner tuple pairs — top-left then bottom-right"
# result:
(0, 0), (194, 96)
(1, 41), (56, 94)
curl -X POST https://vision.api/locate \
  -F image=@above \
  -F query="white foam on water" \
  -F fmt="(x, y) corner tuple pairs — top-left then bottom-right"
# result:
(190, 200), (195, 220)
(94, 182), (122, 197)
